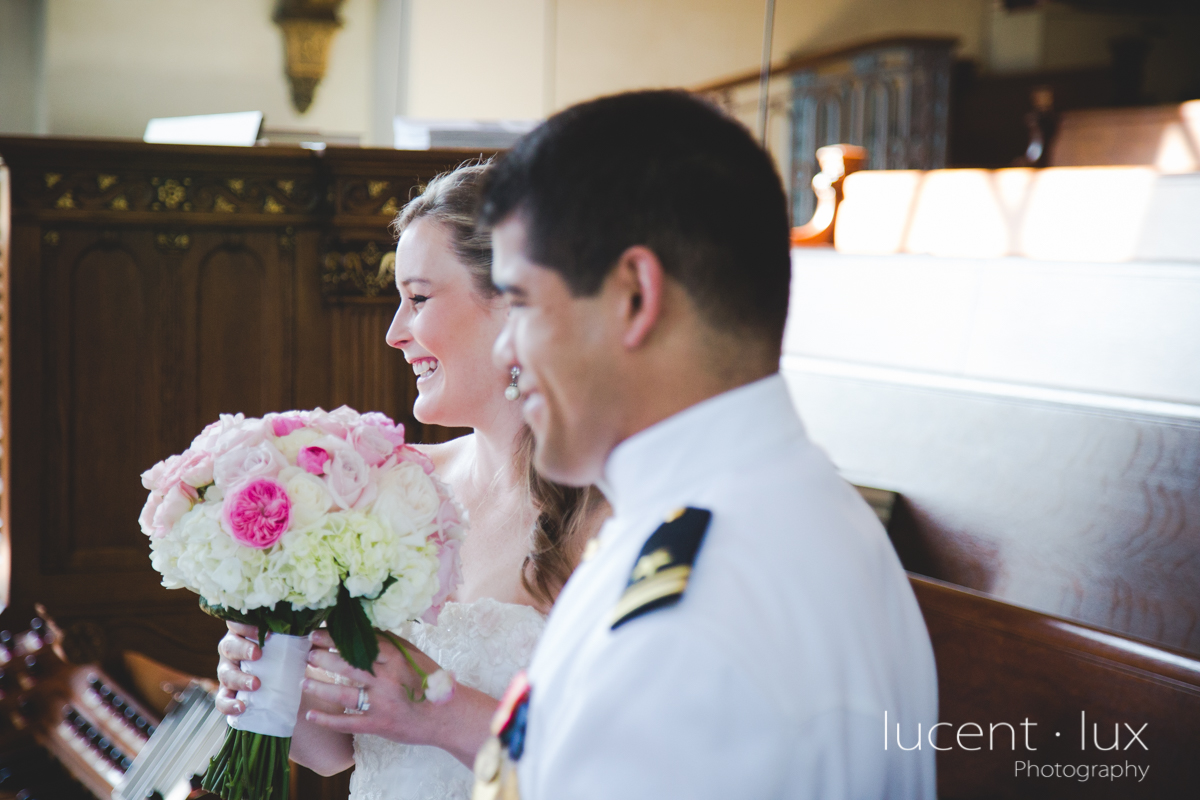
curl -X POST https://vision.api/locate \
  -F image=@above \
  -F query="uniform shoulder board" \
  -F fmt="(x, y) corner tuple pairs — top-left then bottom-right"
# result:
(610, 506), (712, 630)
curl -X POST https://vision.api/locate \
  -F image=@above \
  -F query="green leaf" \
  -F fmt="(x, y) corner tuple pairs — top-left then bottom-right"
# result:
(198, 597), (331, 648)
(326, 584), (379, 674)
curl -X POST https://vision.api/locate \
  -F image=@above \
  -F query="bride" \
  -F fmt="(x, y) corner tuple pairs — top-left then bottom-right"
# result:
(214, 162), (606, 799)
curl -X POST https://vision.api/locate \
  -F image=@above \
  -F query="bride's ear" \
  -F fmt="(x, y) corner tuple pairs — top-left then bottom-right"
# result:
(611, 246), (665, 350)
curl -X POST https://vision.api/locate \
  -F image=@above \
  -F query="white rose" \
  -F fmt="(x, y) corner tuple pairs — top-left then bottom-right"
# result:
(424, 670), (455, 705)
(374, 462), (441, 540)
(275, 427), (323, 463)
(213, 441), (287, 491)
(279, 466), (334, 531)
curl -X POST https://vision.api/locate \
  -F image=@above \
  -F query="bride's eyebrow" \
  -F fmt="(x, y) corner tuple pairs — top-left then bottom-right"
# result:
(400, 278), (432, 288)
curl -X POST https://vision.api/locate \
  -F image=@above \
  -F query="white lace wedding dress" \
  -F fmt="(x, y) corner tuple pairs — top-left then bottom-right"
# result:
(348, 598), (547, 800)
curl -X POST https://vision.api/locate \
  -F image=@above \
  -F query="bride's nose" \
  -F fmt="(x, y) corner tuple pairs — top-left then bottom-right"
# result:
(386, 304), (411, 350)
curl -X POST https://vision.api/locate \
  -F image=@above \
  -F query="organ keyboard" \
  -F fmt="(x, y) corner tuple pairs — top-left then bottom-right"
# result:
(0, 609), (224, 800)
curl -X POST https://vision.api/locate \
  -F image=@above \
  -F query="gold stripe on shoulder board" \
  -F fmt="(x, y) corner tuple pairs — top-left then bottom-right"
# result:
(608, 564), (692, 626)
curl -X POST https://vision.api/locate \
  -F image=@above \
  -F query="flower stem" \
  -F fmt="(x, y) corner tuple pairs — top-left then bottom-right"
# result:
(378, 629), (430, 701)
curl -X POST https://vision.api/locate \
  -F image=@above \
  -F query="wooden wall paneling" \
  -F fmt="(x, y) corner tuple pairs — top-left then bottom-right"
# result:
(53, 230), (156, 572)
(189, 230), (294, 423)
(292, 226), (333, 413)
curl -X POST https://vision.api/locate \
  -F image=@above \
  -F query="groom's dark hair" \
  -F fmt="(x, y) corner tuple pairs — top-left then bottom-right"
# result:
(478, 89), (791, 348)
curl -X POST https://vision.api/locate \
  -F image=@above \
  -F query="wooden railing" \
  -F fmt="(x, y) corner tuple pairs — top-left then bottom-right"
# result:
(696, 35), (955, 227)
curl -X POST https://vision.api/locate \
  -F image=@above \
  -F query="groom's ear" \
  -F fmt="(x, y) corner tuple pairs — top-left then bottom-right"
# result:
(610, 245), (666, 350)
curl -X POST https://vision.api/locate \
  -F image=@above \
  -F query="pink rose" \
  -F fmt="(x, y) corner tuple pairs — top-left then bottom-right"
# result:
(153, 484), (194, 534)
(213, 441), (287, 490)
(142, 453), (190, 492)
(267, 412), (308, 438)
(349, 424), (395, 467)
(298, 445), (330, 475)
(323, 445), (374, 509)
(164, 449), (214, 488)
(309, 406), (361, 439)
(422, 537), (462, 625)
(395, 445), (435, 475)
(223, 479), (291, 549)
(139, 492), (163, 537)
(191, 413), (264, 457)
(360, 412), (406, 447)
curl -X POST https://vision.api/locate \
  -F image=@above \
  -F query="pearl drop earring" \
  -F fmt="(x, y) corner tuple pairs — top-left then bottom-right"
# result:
(505, 366), (521, 401)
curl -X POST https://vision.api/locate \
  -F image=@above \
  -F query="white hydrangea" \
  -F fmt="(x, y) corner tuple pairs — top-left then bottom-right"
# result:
(268, 526), (342, 610)
(153, 502), (269, 612)
(363, 544), (441, 630)
(326, 511), (400, 599)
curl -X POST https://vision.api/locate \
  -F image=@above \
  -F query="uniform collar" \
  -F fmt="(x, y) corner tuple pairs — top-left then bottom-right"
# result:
(599, 373), (805, 520)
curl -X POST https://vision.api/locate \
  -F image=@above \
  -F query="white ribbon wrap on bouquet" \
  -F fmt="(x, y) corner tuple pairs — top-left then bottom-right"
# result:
(228, 633), (313, 738)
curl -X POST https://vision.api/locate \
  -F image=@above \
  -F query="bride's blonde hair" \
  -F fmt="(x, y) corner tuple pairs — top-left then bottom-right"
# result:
(392, 161), (604, 605)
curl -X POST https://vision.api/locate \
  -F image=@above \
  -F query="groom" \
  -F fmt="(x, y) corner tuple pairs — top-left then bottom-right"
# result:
(479, 90), (938, 799)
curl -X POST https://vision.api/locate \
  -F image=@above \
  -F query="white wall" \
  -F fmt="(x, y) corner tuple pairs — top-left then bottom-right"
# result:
(28, 0), (1197, 142)
(37, 0), (988, 136)
(406, 0), (549, 120)
(549, 0), (990, 112)
(44, 0), (374, 139)
(0, 0), (47, 135)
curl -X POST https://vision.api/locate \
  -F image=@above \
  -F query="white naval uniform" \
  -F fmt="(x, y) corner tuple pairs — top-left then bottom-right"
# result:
(518, 374), (938, 799)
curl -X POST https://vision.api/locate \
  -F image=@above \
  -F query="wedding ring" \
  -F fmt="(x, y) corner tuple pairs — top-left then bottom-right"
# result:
(356, 686), (370, 713)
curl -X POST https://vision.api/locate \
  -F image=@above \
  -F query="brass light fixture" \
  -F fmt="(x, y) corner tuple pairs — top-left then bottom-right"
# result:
(275, 0), (346, 114)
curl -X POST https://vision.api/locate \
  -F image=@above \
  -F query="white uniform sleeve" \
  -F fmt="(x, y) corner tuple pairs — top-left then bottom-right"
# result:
(524, 618), (891, 800)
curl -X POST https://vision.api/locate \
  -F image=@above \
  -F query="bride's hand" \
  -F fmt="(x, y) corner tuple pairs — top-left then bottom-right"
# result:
(302, 629), (494, 766)
(215, 621), (261, 715)
(302, 629), (440, 740)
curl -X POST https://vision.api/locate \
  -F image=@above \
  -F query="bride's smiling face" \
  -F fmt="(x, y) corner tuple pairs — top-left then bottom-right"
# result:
(386, 217), (509, 427)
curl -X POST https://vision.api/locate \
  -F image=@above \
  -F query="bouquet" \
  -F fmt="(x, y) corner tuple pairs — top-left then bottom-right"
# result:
(141, 406), (465, 800)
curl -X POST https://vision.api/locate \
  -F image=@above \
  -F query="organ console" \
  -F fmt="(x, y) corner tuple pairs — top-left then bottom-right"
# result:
(0, 610), (157, 798)
(0, 607), (230, 800)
